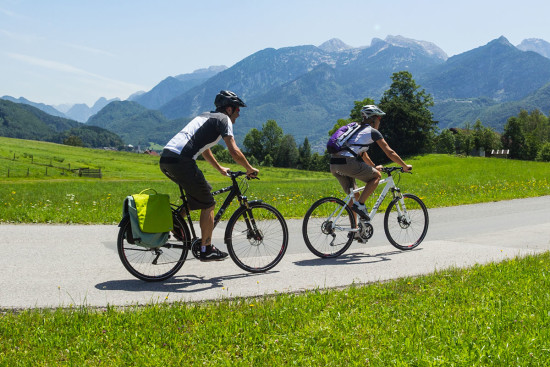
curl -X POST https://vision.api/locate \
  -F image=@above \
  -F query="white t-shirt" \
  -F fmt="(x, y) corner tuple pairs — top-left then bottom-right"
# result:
(164, 112), (234, 160)
(339, 124), (384, 157)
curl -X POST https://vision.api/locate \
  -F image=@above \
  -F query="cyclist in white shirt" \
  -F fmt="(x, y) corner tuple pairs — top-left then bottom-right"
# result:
(160, 91), (259, 261)
(329, 105), (412, 221)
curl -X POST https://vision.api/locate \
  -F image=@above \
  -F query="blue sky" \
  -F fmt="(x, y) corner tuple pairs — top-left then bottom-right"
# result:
(1, 0), (549, 107)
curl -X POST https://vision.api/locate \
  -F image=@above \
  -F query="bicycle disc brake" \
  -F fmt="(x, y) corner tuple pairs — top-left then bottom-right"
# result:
(398, 216), (411, 229)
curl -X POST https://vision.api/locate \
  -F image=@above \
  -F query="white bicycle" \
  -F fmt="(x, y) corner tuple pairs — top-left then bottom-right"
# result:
(302, 167), (429, 258)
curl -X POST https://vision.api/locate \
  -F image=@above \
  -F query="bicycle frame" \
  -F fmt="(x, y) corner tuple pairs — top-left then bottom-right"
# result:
(328, 172), (404, 234)
(174, 172), (258, 240)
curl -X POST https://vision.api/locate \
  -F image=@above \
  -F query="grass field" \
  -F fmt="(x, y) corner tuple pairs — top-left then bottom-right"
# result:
(1, 253), (549, 365)
(1, 136), (549, 224)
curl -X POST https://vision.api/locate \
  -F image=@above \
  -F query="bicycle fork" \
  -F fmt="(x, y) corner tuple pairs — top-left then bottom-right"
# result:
(392, 191), (412, 226)
(241, 200), (264, 244)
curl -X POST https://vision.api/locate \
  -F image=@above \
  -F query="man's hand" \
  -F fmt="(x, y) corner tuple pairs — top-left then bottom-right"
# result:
(247, 167), (259, 178)
(218, 166), (231, 176)
(403, 165), (412, 172)
(375, 165), (384, 171)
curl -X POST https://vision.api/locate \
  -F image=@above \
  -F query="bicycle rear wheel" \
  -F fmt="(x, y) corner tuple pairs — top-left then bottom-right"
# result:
(302, 197), (356, 258)
(225, 202), (288, 273)
(117, 214), (189, 281)
(383, 193), (429, 250)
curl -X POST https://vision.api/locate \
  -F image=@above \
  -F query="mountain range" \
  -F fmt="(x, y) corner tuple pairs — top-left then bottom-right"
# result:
(2, 35), (550, 150)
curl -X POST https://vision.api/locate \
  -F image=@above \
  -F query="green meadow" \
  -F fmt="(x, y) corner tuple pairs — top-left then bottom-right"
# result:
(1, 136), (550, 365)
(1, 136), (549, 224)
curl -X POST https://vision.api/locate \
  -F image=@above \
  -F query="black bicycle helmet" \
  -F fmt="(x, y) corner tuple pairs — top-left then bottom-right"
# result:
(214, 90), (247, 108)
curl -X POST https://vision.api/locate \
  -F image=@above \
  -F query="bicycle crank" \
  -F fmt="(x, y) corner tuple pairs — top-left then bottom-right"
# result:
(190, 238), (202, 259)
(357, 221), (373, 243)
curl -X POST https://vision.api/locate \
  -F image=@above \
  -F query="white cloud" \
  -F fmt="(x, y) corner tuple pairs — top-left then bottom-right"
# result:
(6, 52), (144, 92)
(62, 42), (116, 58)
(0, 7), (16, 17)
(0, 28), (38, 43)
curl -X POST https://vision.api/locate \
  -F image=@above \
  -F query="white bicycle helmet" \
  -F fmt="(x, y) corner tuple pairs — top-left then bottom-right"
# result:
(360, 105), (386, 119)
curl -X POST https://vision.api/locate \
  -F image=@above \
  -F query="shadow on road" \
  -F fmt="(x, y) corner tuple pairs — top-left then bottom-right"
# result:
(95, 271), (271, 294)
(294, 248), (422, 267)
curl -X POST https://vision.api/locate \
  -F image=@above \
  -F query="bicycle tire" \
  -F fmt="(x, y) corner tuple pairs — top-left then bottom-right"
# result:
(383, 193), (429, 250)
(225, 202), (288, 273)
(302, 197), (356, 258)
(117, 214), (189, 281)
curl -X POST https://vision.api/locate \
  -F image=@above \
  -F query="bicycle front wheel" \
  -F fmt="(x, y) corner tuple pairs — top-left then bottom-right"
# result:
(302, 197), (356, 258)
(117, 214), (189, 281)
(384, 193), (429, 250)
(225, 202), (288, 273)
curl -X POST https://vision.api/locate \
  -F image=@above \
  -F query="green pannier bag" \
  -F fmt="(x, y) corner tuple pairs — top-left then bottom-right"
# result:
(132, 188), (173, 233)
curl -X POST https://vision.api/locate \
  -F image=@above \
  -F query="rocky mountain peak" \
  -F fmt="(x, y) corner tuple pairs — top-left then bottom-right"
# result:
(381, 35), (448, 61)
(517, 38), (550, 59)
(318, 38), (353, 52)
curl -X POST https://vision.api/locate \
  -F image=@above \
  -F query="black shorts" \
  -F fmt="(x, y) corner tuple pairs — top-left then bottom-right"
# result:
(159, 150), (215, 210)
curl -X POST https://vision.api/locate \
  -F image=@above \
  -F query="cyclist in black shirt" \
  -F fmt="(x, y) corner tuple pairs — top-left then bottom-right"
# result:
(160, 90), (259, 261)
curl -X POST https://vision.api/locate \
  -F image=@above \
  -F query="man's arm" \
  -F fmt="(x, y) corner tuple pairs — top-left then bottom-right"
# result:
(223, 136), (258, 176)
(376, 139), (412, 171)
(360, 151), (384, 171)
(360, 151), (376, 167)
(202, 148), (230, 175)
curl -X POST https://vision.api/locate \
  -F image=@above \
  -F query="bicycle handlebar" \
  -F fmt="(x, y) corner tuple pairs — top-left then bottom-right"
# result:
(227, 170), (260, 180)
(381, 167), (412, 174)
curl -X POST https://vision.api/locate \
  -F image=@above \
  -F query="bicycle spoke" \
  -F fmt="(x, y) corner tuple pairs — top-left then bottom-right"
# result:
(384, 194), (428, 250)
(302, 197), (355, 258)
(117, 215), (188, 281)
(226, 204), (288, 272)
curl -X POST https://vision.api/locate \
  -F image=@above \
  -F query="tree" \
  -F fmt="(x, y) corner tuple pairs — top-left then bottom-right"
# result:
(536, 142), (550, 162)
(377, 71), (437, 161)
(503, 109), (550, 160)
(435, 129), (456, 154)
(310, 152), (330, 172)
(276, 134), (299, 168)
(63, 135), (83, 147)
(243, 120), (284, 165)
(471, 119), (501, 154)
(242, 128), (263, 162)
(262, 153), (274, 167)
(298, 137), (312, 170)
(503, 116), (526, 159)
(261, 120), (283, 156)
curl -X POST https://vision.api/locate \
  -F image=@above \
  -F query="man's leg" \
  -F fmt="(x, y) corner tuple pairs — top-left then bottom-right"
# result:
(358, 171), (381, 203)
(199, 204), (228, 261)
(199, 204), (215, 249)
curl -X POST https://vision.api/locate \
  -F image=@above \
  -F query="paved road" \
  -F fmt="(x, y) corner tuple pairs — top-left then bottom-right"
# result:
(1, 196), (549, 309)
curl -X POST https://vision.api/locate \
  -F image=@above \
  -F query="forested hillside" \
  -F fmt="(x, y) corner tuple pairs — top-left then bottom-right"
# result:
(0, 100), (123, 148)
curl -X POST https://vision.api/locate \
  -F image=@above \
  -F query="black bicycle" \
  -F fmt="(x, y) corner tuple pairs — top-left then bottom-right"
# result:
(117, 171), (289, 281)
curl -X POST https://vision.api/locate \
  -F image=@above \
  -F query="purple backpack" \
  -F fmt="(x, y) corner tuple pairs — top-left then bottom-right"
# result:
(326, 122), (364, 154)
